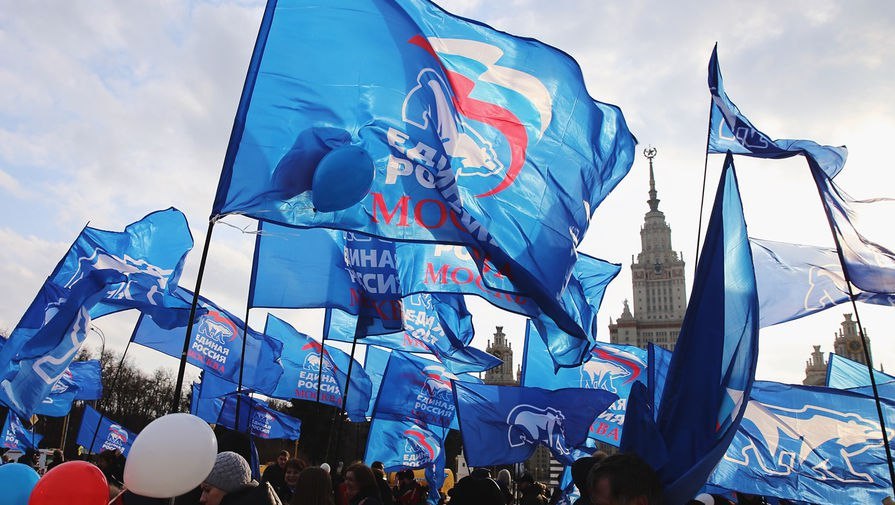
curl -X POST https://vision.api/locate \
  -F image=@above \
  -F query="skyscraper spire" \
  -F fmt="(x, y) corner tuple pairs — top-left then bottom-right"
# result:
(645, 146), (660, 212)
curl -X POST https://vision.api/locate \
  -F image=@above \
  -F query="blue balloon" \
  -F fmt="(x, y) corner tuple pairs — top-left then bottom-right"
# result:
(0, 463), (40, 505)
(311, 145), (375, 212)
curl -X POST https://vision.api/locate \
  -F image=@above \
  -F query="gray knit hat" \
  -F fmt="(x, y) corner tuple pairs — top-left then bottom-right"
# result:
(204, 451), (258, 494)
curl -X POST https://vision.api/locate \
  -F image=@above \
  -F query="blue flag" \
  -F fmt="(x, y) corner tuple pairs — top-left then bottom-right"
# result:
(190, 382), (225, 424)
(453, 382), (617, 466)
(707, 45), (847, 179)
(0, 269), (123, 419)
(826, 353), (894, 389)
(363, 346), (392, 419)
(374, 352), (462, 430)
(214, 0), (636, 341)
(520, 333), (646, 447)
(622, 153), (759, 504)
(327, 293), (499, 374)
(35, 359), (103, 417)
(647, 343), (672, 416)
(131, 288), (284, 394)
(709, 381), (895, 504)
(809, 157), (895, 296)
(751, 237), (895, 327)
(2, 413), (42, 451)
(216, 393), (302, 440)
(76, 404), (137, 456)
(365, 417), (447, 504)
(264, 314), (372, 421)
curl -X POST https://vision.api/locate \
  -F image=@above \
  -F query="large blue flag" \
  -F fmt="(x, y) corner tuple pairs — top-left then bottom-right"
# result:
(809, 157), (895, 296)
(2, 413), (42, 451)
(213, 0), (636, 341)
(374, 352), (464, 430)
(264, 314), (372, 421)
(707, 45), (847, 179)
(520, 333), (646, 447)
(709, 381), (895, 504)
(363, 346), (392, 419)
(76, 405), (137, 456)
(826, 353), (894, 390)
(326, 293), (500, 374)
(751, 238), (895, 327)
(131, 288), (284, 394)
(453, 381), (617, 466)
(0, 269), (123, 419)
(35, 359), (103, 417)
(216, 393), (302, 440)
(365, 417), (447, 505)
(622, 153), (759, 504)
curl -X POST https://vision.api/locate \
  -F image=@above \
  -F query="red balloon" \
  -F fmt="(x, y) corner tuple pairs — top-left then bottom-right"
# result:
(29, 461), (109, 505)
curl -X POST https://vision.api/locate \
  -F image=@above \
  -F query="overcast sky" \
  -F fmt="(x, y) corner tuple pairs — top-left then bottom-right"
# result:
(2, 1), (894, 385)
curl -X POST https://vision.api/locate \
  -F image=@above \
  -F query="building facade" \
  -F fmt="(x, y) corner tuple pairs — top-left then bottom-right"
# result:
(609, 148), (687, 350)
(803, 313), (874, 385)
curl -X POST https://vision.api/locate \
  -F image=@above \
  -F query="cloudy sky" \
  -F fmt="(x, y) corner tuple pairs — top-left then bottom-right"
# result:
(2, 0), (894, 385)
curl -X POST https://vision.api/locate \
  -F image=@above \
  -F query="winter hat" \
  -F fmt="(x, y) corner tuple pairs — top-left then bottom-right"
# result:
(204, 451), (258, 494)
(320, 462), (331, 474)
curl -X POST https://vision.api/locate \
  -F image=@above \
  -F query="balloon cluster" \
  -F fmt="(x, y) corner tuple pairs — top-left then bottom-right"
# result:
(1, 414), (216, 505)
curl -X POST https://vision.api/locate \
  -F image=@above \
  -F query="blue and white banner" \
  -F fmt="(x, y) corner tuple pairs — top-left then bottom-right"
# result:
(131, 288), (284, 394)
(453, 382), (617, 466)
(622, 154), (759, 504)
(709, 381), (895, 504)
(35, 359), (103, 417)
(327, 292), (499, 374)
(707, 45), (847, 179)
(521, 333), (646, 447)
(0, 269), (122, 419)
(365, 417), (447, 504)
(1, 413), (41, 451)
(265, 314), (371, 421)
(214, 0), (636, 341)
(826, 353), (894, 390)
(810, 158), (895, 296)
(374, 352), (470, 430)
(751, 237), (895, 327)
(76, 405), (137, 456)
(216, 394), (302, 440)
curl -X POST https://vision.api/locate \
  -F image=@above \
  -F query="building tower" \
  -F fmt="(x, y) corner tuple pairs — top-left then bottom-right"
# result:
(484, 326), (515, 386)
(609, 147), (688, 350)
(803, 313), (875, 385)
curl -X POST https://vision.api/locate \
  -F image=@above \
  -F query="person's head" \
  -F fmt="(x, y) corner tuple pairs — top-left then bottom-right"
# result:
(284, 458), (307, 488)
(277, 449), (290, 468)
(370, 461), (384, 472)
(292, 466), (335, 505)
(344, 463), (380, 501)
(572, 454), (607, 503)
(587, 453), (662, 505)
(397, 468), (415, 486)
(22, 448), (38, 465)
(52, 449), (63, 461)
(517, 472), (534, 490)
(496, 469), (511, 486)
(201, 451), (257, 505)
(320, 462), (331, 474)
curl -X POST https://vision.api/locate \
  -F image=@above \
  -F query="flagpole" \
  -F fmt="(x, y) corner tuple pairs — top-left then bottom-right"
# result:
(171, 220), (216, 413)
(693, 100), (715, 274)
(331, 323), (361, 464)
(315, 312), (328, 422)
(809, 163), (895, 496)
(235, 221), (259, 432)
(90, 339), (133, 453)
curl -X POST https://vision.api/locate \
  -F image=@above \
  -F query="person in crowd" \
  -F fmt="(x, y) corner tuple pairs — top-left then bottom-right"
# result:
(517, 473), (548, 505)
(447, 468), (504, 505)
(199, 451), (282, 505)
(20, 448), (40, 471)
(496, 469), (513, 505)
(369, 462), (395, 505)
(344, 462), (382, 505)
(571, 452), (608, 505)
(291, 466), (335, 505)
(263, 450), (291, 492)
(277, 458), (308, 503)
(47, 449), (64, 471)
(394, 469), (424, 505)
(586, 453), (662, 505)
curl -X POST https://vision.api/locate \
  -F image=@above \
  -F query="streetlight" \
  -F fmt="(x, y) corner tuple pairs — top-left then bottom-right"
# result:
(89, 325), (106, 358)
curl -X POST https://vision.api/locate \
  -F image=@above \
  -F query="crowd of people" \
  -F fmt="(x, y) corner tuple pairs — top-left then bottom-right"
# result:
(3, 444), (800, 505)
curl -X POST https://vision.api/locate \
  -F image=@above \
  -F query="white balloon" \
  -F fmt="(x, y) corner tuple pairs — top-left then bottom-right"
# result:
(694, 493), (715, 505)
(123, 413), (217, 498)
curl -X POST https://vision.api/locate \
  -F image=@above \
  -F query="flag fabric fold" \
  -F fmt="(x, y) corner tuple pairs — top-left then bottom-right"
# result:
(35, 359), (103, 417)
(216, 393), (302, 440)
(215, 0), (636, 341)
(708, 45), (847, 179)
(76, 405), (137, 456)
(621, 153), (759, 504)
